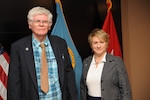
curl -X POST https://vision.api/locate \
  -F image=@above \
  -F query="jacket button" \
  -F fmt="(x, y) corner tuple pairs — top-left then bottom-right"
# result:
(101, 88), (104, 91)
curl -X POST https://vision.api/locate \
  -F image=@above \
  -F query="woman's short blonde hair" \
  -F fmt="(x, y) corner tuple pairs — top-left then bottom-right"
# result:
(88, 28), (110, 45)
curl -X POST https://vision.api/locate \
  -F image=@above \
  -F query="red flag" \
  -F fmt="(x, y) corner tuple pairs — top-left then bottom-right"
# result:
(0, 44), (10, 100)
(102, 0), (122, 57)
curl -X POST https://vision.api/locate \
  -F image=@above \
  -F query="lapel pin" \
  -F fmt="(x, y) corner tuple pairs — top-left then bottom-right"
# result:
(25, 47), (29, 51)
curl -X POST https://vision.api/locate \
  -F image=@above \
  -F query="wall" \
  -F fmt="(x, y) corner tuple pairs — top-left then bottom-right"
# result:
(121, 0), (150, 100)
(0, 0), (122, 60)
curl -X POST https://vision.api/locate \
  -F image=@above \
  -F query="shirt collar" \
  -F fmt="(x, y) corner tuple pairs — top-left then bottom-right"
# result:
(32, 34), (49, 48)
(101, 52), (107, 62)
(92, 52), (107, 64)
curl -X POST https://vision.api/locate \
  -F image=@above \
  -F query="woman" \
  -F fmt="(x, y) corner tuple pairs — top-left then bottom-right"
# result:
(80, 28), (132, 100)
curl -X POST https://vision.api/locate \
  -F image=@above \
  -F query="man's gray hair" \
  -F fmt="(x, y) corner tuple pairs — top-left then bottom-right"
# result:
(27, 6), (53, 22)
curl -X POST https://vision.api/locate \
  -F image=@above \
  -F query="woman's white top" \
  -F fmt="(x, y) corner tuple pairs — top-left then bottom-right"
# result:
(86, 53), (106, 97)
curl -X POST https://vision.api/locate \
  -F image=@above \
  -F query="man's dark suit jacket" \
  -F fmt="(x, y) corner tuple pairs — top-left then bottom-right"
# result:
(7, 35), (77, 100)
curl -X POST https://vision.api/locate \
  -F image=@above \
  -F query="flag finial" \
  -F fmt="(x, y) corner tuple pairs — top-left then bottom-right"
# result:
(55, 0), (62, 10)
(106, 0), (112, 12)
(55, 0), (60, 3)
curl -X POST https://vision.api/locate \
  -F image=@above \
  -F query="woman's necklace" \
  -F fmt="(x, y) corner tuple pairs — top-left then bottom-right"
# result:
(94, 55), (103, 67)
(94, 58), (100, 68)
(95, 60), (99, 65)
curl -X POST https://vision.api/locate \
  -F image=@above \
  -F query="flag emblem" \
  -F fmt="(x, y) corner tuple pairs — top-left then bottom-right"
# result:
(68, 47), (75, 68)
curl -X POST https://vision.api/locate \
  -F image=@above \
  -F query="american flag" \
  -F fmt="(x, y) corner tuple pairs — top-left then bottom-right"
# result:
(0, 44), (10, 100)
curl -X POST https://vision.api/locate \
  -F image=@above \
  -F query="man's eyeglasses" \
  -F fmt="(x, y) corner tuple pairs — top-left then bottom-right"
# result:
(31, 20), (51, 26)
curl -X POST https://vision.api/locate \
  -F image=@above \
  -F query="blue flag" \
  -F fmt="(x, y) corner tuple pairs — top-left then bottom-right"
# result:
(51, 0), (82, 99)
